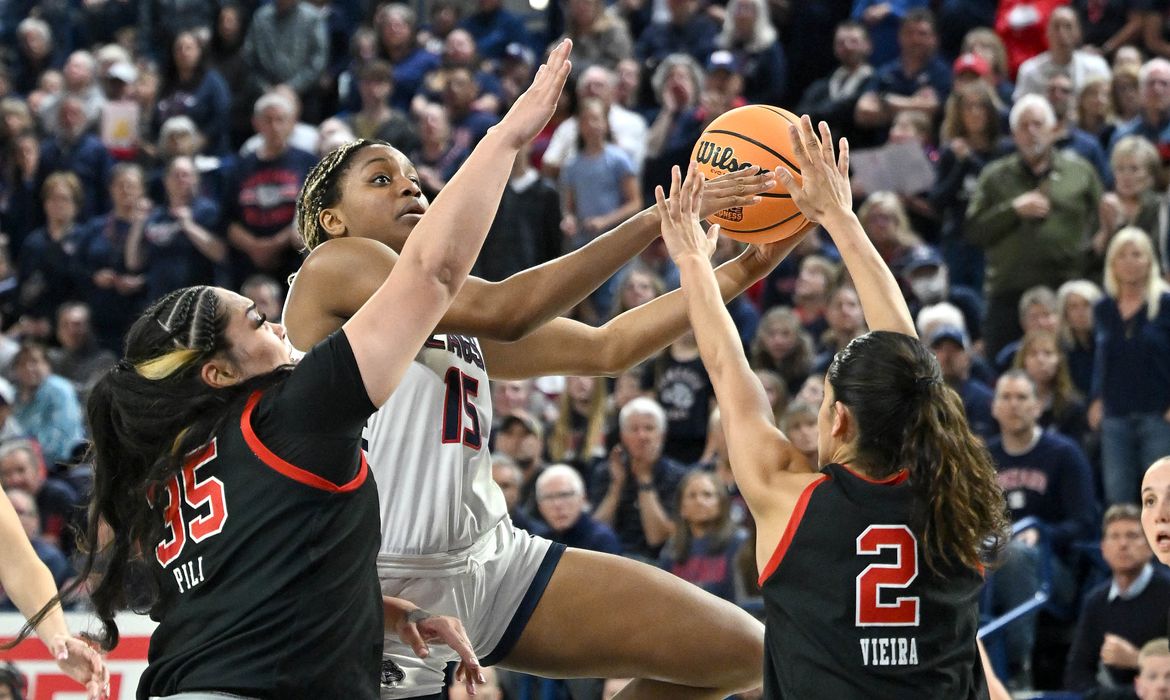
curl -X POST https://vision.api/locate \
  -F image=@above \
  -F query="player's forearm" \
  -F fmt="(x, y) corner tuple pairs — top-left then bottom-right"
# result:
(3, 555), (69, 645)
(494, 207), (660, 336)
(819, 210), (916, 337)
(593, 247), (766, 373)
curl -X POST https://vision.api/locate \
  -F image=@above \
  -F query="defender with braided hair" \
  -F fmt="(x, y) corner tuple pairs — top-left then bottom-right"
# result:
(15, 40), (576, 700)
(661, 118), (1010, 698)
(285, 79), (798, 700)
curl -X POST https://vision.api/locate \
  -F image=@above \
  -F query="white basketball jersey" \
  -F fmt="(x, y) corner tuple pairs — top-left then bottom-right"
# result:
(284, 276), (507, 556)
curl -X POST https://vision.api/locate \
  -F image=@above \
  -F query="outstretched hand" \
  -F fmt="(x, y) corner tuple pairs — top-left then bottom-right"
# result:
(390, 601), (485, 697)
(655, 163), (718, 264)
(50, 634), (109, 700)
(775, 116), (852, 224)
(697, 166), (776, 220)
(495, 39), (573, 148)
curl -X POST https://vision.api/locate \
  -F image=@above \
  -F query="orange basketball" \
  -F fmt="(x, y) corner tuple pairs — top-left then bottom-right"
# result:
(690, 104), (807, 244)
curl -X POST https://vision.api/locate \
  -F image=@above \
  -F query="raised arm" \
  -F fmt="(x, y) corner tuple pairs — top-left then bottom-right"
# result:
(776, 117), (916, 337)
(288, 167), (775, 349)
(659, 164), (812, 520)
(480, 237), (800, 380)
(343, 41), (573, 406)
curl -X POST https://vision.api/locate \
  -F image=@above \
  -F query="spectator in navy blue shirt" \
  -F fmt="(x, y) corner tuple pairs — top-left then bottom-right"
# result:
(658, 470), (746, 603)
(17, 172), (88, 334)
(1065, 504), (1170, 694)
(79, 163), (148, 351)
(225, 92), (316, 287)
(1059, 279), (1103, 398)
(590, 397), (687, 560)
(538, 464), (621, 553)
(375, 4), (441, 112)
(854, 8), (952, 140)
(1089, 227), (1170, 506)
(127, 155), (226, 302)
(38, 96), (113, 221)
(986, 370), (1098, 688)
(634, 0), (720, 76)
(153, 30), (233, 156)
(459, 0), (531, 61)
(926, 324), (997, 440)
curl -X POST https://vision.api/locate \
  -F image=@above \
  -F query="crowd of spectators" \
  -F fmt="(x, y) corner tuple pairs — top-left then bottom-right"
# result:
(2, 0), (1170, 697)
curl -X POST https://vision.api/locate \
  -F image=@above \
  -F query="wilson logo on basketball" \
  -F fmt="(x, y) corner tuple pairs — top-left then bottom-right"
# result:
(695, 140), (756, 173)
(717, 207), (744, 222)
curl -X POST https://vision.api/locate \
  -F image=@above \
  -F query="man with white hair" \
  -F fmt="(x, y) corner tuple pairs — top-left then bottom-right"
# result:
(1111, 58), (1170, 160)
(36, 50), (106, 130)
(226, 91), (317, 287)
(540, 65), (648, 178)
(589, 396), (685, 560)
(965, 93), (1102, 356)
(538, 464), (621, 554)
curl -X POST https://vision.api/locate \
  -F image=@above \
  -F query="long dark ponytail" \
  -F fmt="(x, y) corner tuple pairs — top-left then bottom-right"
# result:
(827, 331), (1008, 573)
(12, 287), (290, 650)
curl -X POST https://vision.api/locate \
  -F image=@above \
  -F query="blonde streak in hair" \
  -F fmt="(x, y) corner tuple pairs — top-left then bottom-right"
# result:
(135, 349), (202, 381)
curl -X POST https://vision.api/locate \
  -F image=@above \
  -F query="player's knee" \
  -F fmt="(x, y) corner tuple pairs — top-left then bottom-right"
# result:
(709, 612), (765, 692)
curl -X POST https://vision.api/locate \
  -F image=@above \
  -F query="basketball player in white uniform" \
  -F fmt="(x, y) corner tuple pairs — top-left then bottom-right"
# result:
(284, 130), (795, 697)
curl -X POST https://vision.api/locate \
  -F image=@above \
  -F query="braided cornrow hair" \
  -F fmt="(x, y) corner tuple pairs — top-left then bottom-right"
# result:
(296, 138), (390, 251)
(13, 285), (293, 651)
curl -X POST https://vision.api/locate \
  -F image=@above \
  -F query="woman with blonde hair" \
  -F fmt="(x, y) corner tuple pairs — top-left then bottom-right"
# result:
(547, 375), (609, 476)
(1012, 329), (1088, 442)
(1094, 135), (1164, 263)
(1090, 227), (1170, 505)
(1075, 75), (1117, 150)
(554, 0), (633, 71)
(1112, 65), (1142, 123)
(1057, 279), (1104, 395)
(857, 191), (923, 267)
(750, 306), (815, 395)
(716, 0), (787, 105)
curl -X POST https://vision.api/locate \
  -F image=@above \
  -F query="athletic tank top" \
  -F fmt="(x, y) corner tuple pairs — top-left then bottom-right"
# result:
(759, 463), (988, 700)
(285, 274), (508, 557)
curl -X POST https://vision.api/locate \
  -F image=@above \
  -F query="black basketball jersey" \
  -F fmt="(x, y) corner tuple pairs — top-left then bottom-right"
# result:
(138, 332), (382, 700)
(760, 463), (988, 700)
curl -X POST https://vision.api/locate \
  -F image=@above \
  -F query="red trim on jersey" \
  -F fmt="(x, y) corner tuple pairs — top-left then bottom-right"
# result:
(241, 391), (368, 493)
(841, 463), (910, 485)
(758, 474), (830, 586)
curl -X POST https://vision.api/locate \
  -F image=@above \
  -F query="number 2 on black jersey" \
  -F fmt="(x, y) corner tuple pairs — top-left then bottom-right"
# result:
(156, 440), (229, 567)
(442, 368), (482, 449)
(855, 524), (920, 627)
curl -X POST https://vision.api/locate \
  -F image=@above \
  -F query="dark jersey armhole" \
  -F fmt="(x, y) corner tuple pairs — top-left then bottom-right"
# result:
(240, 390), (369, 493)
(758, 474), (830, 587)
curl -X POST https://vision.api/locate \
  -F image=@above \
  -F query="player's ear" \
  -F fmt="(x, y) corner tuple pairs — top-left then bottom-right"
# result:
(319, 207), (347, 239)
(830, 401), (850, 439)
(201, 356), (241, 389)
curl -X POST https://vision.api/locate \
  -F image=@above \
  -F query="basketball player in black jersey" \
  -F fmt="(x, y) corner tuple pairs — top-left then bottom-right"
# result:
(13, 40), (574, 700)
(660, 116), (1010, 699)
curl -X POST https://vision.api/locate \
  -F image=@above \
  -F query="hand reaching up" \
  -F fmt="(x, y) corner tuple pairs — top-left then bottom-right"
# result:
(656, 163), (718, 264)
(775, 116), (852, 225)
(494, 40), (573, 148)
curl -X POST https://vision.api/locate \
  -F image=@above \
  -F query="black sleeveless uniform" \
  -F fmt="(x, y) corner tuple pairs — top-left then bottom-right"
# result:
(759, 463), (988, 699)
(138, 331), (382, 700)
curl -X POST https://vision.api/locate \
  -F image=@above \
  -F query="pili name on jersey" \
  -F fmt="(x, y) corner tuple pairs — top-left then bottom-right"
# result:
(424, 334), (484, 369)
(860, 636), (919, 667)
